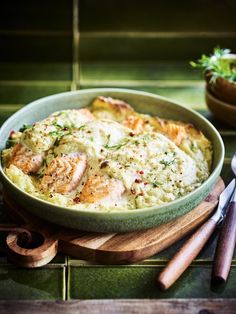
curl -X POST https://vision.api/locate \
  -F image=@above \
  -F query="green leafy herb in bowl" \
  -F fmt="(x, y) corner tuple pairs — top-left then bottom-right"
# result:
(191, 47), (236, 105)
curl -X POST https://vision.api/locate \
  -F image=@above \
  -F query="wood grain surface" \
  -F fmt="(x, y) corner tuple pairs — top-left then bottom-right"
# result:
(213, 201), (236, 283)
(3, 177), (224, 268)
(0, 299), (235, 314)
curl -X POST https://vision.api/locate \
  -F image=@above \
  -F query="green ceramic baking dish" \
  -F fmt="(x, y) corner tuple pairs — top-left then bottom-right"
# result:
(0, 88), (224, 232)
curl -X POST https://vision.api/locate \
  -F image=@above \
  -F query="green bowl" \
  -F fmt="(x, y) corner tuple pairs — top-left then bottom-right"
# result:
(0, 88), (224, 232)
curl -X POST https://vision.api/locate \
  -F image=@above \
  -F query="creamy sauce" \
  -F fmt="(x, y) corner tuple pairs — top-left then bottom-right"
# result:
(3, 102), (212, 212)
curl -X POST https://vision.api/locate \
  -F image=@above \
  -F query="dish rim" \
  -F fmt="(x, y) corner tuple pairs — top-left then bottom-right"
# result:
(0, 87), (225, 217)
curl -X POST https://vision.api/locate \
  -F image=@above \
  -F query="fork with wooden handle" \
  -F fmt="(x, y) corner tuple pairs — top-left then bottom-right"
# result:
(157, 179), (236, 290)
(212, 196), (236, 283)
(213, 152), (236, 283)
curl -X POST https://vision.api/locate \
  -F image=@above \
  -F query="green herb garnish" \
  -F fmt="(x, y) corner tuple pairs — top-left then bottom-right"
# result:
(19, 123), (32, 132)
(52, 121), (65, 129)
(152, 181), (161, 188)
(104, 134), (129, 150)
(54, 137), (61, 147)
(190, 47), (236, 83)
(134, 195), (139, 208)
(160, 159), (176, 169)
(190, 142), (197, 153)
(78, 124), (86, 131)
(104, 134), (111, 148)
(104, 138), (129, 150)
(142, 134), (150, 145)
(49, 130), (64, 137)
(5, 138), (16, 148)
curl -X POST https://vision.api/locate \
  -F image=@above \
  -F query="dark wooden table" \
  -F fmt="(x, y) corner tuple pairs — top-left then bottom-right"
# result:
(0, 0), (236, 313)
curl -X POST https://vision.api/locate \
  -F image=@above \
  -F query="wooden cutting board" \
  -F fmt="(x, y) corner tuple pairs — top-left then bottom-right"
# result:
(3, 177), (224, 268)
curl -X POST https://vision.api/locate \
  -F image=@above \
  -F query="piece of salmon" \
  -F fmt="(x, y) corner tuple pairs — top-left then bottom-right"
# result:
(123, 115), (145, 134)
(155, 118), (187, 146)
(79, 175), (125, 204)
(8, 143), (44, 174)
(40, 154), (86, 194)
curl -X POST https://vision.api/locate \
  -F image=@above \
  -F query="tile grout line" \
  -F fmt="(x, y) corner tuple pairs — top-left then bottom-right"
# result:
(80, 31), (236, 39)
(0, 80), (71, 86)
(71, 0), (80, 91)
(0, 30), (70, 37)
(79, 80), (205, 87)
(64, 0), (80, 300)
(0, 79), (204, 87)
(1, 30), (236, 39)
(65, 256), (69, 301)
(68, 261), (236, 267)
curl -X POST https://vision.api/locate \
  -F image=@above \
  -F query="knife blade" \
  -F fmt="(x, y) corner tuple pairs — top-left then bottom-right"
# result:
(210, 178), (236, 223)
(157, 178), (235, 290)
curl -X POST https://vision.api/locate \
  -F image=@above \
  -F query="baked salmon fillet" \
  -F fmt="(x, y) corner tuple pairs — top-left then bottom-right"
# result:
(7, 143), (44, 174)
(40, 154), (86, 194)
(80, 175), (125, 204)
(91, 96), (212, 169)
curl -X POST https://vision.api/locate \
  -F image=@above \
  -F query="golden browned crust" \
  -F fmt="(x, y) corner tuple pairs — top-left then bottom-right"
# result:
(91, 96), (135, 121)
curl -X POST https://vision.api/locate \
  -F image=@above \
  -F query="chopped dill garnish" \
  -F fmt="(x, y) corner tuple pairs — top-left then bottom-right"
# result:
(19, 123), (32, 132)
(78, 124), (86, 131)
(160, 159), (176, 169)
(52, 121), (64, 129)
(54, 137), (61, 146)
(190, 143), (197, 152)
(152, 181), (161, 188)
(104, 134), (111, 147)
(142, 134), (150, 144)
(49, 130), (64, 137)
(134, 195), (139, 208)
(5, 138), (15, 148)
(104, 138), (129, 150)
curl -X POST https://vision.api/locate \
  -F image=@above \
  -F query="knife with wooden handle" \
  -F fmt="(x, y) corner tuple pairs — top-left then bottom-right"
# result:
(213, 188), (236, 283)
(157, 178), (236, 290)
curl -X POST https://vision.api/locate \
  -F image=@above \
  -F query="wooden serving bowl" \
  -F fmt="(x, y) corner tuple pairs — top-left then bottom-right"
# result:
(205, 88), (236, 128)
(206, 73), (236, 106)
